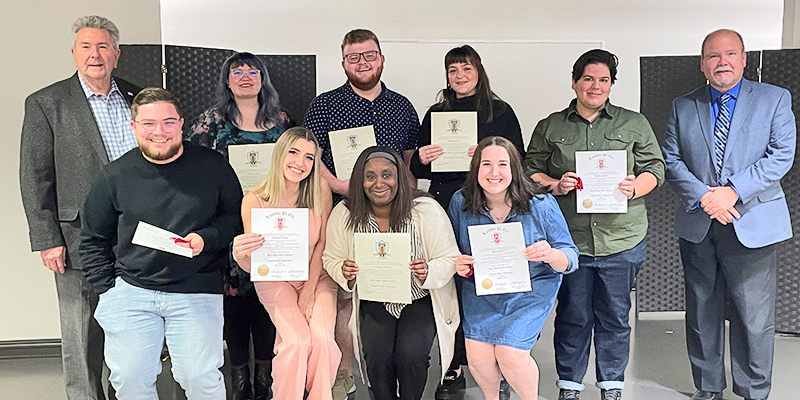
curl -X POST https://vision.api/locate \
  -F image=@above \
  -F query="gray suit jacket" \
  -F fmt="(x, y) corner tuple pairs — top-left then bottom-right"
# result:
(19, 72), (140, 268)
(662, 79), (796, 248)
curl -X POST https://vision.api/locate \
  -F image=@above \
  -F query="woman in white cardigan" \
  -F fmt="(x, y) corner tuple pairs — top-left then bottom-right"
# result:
(323, 146), (461, 400)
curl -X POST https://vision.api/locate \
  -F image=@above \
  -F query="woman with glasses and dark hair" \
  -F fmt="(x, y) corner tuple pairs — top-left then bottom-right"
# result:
(408, 44), (525, 399)
(323, 146), (461, 400)
(448, 136), (578, 400)
(186, 52), (290, 400)
(232, 127), (339, 400)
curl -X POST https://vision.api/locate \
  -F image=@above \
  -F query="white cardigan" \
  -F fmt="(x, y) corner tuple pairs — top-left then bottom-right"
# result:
(322, 196), (461, 383)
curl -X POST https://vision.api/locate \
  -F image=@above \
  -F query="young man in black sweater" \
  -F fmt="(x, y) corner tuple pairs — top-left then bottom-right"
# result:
(80, 88), (243, 399)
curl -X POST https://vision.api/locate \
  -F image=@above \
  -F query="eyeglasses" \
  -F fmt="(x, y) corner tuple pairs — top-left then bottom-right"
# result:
(134, 119), (180, 133)
(343, 50), (380, 64)
(230, 69), (261, 79)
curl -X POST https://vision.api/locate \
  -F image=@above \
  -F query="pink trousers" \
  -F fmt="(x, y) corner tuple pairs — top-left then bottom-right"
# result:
(255, 272), (341, 400)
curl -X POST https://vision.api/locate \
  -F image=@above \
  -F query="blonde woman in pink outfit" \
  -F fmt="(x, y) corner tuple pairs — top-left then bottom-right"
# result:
(232, 126), (340, 400)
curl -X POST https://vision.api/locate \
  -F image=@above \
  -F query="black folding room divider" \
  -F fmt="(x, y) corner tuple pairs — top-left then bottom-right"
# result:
(639, 49), (800, 334)
(116, 44), (316, 130)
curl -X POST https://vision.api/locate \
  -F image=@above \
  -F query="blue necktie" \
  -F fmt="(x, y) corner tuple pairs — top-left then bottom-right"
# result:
(713, 93), (732, 179)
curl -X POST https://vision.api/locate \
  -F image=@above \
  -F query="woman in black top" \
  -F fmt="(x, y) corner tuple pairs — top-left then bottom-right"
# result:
(410, 45), (524, 211)
(409, 45), (524, 400)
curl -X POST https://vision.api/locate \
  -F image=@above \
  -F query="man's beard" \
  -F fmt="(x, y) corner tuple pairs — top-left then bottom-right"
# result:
(140, 141), (182, 162)
(346, 64), (383, 91)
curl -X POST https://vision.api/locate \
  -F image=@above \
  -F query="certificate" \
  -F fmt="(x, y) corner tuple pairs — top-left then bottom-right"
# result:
(250, 208), (309, 281)
(354, 232), (412, 304)
(131, 221), (193, 258)
(575, 150), (628, 213)
(329, 126), (377, 179)
(228, 143), (275, 194)
(467, 222), (531, 296)
(430, 112), (477, 172)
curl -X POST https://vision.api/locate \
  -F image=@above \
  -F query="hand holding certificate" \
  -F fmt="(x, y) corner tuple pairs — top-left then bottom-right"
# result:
(329, 126), (377, 179)
(228, 143), (276, 194)
(430, 112), (477, 172)
(575, 150), (628, 213)
(467, 222), (531, 296)
(354, 232), (412, 304)
(250, 208), (309, 281)
(131, 221), (193, 258)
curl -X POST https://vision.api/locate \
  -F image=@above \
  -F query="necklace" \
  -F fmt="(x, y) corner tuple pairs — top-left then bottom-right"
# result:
(490, 207), (510, 223)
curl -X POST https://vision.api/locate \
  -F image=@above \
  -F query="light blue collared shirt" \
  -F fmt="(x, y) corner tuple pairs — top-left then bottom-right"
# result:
(78, 74), (137, 161)
(710, 79), (742, 124)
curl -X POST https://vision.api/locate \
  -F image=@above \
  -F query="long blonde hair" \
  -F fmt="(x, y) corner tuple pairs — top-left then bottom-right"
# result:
(251, 127), (323, 213)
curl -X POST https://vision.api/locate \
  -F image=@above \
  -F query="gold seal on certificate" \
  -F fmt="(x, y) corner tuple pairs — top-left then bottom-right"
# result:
(467, 222), (531, 296)
(354, 232), (412, 304)
(430, 112), (477, 172)
(228, 143), (276, 194)
(328, 126), (377, 179)
(575, 150), (628, 213)
(250, 208), (309, 281)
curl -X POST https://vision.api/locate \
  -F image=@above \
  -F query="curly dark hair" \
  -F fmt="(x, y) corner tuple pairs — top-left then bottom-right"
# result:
(345, 146), (430, 232)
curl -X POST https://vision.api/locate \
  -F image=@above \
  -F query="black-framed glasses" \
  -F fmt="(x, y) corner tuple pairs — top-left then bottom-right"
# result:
(343, 50), (380, 64)
(230, 69), (260, 79)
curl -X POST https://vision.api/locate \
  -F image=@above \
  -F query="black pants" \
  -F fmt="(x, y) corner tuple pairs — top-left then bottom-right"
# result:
(447, 276), (467, 370)
(360, 296), (437, 400)
(224, 289), (276, 366)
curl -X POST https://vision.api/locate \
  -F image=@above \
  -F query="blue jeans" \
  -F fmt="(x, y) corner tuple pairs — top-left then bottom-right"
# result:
(553, 240), (646, 391)
(94, 277), (225, 399)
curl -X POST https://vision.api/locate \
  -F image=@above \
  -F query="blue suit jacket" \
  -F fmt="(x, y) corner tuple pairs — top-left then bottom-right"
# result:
(662, 79), (796, 248)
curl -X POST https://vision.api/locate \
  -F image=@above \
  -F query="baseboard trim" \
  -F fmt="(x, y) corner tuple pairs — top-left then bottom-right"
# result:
(0, 339), (61, 359)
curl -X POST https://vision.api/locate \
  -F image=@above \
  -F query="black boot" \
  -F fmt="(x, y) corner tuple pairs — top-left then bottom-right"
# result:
(254, 362), (273, 400)
(230, 365), (252, 400)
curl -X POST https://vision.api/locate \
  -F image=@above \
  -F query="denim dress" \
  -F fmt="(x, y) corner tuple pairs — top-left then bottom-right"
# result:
(447, 190), (578, 350)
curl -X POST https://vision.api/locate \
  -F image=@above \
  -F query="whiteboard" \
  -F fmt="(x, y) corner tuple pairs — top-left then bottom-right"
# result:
(379, 40), (603, 148)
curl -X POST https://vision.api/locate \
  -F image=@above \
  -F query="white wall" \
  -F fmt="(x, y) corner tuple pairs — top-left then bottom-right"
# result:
(162, 0), (783, 142)
(785, 0), (800, 47)
(0, 0), (161, 341)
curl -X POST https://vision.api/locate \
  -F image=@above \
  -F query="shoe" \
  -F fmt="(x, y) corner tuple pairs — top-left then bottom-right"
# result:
(690, 390), (722, 400)
(601, 388), (622, 400)
(254, 363), (273, 400)
(230, 365), (253, 400)
(332, 370), (356, 400)
(435, 369), (466, 399)
(558, 388), (581, 399)
(499, 378), (511, 400)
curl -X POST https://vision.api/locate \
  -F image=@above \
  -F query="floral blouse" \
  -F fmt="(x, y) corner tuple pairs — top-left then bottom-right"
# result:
(187, 108), (288, 160)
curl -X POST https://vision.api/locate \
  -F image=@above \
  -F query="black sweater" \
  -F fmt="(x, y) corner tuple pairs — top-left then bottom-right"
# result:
(409, 96), (525, 209)
(80, 144), (244, 294)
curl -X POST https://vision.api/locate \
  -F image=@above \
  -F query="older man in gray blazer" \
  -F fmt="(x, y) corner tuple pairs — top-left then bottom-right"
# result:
(663, 29), (796, 400)
(19, 16), (140, 400)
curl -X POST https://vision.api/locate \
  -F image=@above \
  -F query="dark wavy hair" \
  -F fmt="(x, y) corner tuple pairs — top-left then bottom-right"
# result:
(461, 136), (547, 215)
(434, 45), (505, 123)
(571, 49), (618, 84)
(215, 52), (284, 130)
(345, 146), (430, 232)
